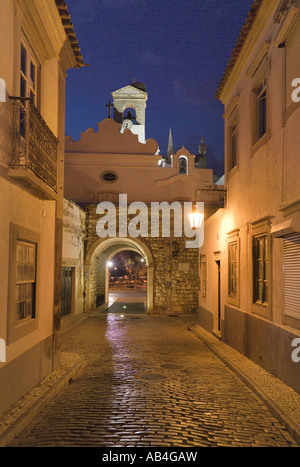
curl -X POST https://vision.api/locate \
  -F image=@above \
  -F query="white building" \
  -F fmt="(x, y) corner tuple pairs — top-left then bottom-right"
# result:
(0, 0), (84, 416)
(198, 0), (300, 394)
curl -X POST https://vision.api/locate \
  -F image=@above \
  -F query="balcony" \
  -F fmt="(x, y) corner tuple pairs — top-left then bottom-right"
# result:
(8, 97), (58, 200)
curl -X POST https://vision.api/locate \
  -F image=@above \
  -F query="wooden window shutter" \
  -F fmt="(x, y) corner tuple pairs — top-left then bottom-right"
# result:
(283, 233), (300, 320)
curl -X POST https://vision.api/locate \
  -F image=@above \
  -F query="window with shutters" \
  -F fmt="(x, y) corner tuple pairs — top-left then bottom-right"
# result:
(227, 106), (239, 174)
(8, 224), (39, 344)
(250, 51), (270, 154)
(228, 242), (238, 298)
(201, 257), (207, 300)
(20, 39), (39, 107)
(227, 229), (240, 306)
(253, 235), (269, 307)
(15, 240), (36, 321)
(283, 233), (300, 326)
(250, 219), (271, 318)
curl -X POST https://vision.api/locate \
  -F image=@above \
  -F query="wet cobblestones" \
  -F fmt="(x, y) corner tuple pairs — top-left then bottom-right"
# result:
(10, 313), (299, 447)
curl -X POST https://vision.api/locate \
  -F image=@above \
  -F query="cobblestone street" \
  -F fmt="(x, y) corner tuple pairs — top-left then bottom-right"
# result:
(10, 311), (299, 447)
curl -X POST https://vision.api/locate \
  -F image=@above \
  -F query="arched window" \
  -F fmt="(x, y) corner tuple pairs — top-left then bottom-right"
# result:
(179, 156), (188, 175)
(123, 107), (136, 122)
(100, 171), (118, 183)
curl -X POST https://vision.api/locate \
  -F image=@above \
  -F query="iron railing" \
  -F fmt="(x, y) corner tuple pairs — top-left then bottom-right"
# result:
(9, 97), (58, 192)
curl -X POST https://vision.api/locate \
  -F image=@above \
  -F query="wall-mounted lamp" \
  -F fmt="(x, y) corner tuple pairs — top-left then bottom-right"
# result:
(189, 202), (204, 230)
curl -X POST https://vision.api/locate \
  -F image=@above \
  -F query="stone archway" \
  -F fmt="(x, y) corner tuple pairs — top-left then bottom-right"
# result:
(85, 237), (154, 314)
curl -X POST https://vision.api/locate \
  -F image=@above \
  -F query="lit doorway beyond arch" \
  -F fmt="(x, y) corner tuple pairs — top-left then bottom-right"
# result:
(107, 250), (147, 314)
(85, 237), (154, 314)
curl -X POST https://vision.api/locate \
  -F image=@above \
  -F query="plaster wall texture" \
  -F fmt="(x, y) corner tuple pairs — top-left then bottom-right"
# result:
(62, 198), (86, 314)
(199, 0), (300, 392)
(0, 0), (80, 415)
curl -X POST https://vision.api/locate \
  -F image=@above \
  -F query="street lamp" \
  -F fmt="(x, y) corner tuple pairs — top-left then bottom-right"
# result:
(189, 202), (204, 230)
(107, 261), (113, 267)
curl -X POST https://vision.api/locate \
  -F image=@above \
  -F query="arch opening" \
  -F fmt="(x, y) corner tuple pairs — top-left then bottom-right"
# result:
(85, 237), (154, 315)
(107, 250), (147, 314)
(179, 155), (188, 175)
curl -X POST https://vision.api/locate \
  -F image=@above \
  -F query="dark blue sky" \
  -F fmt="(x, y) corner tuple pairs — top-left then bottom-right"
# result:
(65, 0), (254, 176)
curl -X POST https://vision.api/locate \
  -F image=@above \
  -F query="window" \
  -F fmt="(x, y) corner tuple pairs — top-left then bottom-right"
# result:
(179, 156), (188, 175)
(201, 258), (207, 299)
(250, 219), (271, 318)
(20, 40), (39, 106)
(253, 235), (268, 306)
(15, 241), (36, 321)
(283, 233), (300, 326)
(228, 242), (238, 298)
(227, 229), (239, 306)
(8, 224), (39, 344)
(229, 121), (238, 171)
(256, 78), (267, 141)
(100, 171), (118, 183)
(225, 99), (239, 174)
(247, 44), (270, 150)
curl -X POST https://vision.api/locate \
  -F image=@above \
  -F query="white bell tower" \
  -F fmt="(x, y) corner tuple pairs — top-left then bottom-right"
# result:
(111, 82), (148, 144)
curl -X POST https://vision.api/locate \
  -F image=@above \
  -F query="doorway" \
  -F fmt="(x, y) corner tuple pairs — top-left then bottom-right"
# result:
(86, 236), (154, 314)
(61, 266), (74, 317)
(216, 260), (221, 332)
(107, 250), (147, 314)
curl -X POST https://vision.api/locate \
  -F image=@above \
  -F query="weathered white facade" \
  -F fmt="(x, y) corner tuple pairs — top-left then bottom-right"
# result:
(62, 198), (86, 316)
(0, 0), (83, 416)
(198, 0), (300, 393)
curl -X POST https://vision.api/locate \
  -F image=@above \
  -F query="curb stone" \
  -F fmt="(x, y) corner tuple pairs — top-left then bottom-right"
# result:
(188, 323), (300, 445)
(0, 352), (86, 447)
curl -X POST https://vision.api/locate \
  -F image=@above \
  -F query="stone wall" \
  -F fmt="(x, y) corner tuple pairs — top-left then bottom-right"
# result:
(62, 198), (86, 314)
(85, 204), (200, 314)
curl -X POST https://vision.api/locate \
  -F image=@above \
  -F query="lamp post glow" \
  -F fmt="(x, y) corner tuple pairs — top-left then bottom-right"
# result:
(189, 203), (204, 230)
(107, 261), (113, 267)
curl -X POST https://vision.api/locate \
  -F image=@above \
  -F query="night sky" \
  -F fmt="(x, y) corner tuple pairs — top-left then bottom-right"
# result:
(65, 0), (254, 176)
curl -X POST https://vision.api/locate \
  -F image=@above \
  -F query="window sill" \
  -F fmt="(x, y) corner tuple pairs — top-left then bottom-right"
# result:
(8, 318), (38, 344)
(227, 164), (238, 180)
(251, 302), (271, 320)
(283, 314), (300, 331)
(227, 295), (239, 307)
(251, 132), (269, 156)
(283, 101), (300, 125)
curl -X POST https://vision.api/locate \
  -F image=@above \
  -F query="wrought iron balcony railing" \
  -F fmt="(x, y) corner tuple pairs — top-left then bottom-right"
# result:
(9, 97), (58, 193)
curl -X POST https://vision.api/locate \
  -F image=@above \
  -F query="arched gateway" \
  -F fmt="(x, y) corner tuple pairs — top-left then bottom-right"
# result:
(63, 82), (221, 317)
(85, 237), (154, 314)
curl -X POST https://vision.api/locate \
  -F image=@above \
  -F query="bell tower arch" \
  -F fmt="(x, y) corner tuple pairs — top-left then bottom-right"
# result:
(112, 82), (148, 144)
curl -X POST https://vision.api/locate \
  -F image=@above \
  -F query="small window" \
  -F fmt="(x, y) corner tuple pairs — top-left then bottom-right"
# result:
(253, 235), (268, 306)
(20, 40), (39, 106)
(229, 121), (238, 171)
(179, 156), (188, 175)
(283, 233), (300, 323)
(201, 259), (207, 299)
(100, 171), (118, 183)
(15, 240), (36, 321)
(256, 78), (267, 141)
(228, 242), (238, 298)
(8, 224), (39, 344)
(225, 102), (239, 174)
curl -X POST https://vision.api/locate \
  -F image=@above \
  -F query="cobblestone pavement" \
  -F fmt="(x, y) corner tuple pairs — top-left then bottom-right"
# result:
(10, 312), (299, 447)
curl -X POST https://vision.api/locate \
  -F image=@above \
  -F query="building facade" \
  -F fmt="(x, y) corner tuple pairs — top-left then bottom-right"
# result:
(0, 0), (84, 416)
(198, 0), (300, 393)
(63, 83), (225, 315)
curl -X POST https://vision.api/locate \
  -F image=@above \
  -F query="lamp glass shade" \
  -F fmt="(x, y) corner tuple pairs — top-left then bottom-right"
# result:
(189, 212), (203, 229)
